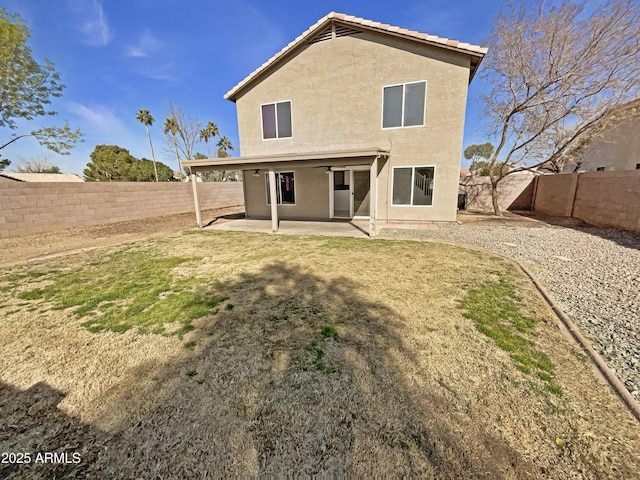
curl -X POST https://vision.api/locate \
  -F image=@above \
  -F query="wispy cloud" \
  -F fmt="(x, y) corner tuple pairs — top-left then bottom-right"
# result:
(67, 102), (122, 131)
(124, 30), (180, 82)
(126, 30), (163, 58)
(68, 0), (112, 46)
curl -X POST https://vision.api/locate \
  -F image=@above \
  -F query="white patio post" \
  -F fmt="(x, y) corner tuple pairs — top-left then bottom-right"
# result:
(268, 168), (279, 232)
(190, 173), (203, 228)
(369, 157), (378, 237)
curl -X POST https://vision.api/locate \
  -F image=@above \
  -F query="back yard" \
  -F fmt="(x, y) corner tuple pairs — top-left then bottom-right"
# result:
(1, 230), (638, 478)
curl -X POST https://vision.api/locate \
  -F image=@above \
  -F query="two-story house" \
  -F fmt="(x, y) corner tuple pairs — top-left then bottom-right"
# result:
(184, 12), (487, 236)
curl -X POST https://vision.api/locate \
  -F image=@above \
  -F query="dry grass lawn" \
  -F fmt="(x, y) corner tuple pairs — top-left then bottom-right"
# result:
(0, 230), (638, 478)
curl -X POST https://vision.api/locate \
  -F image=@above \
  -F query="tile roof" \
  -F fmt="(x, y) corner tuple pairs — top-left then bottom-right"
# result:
(0, 172), (84, 182)
(225, 11), (488, 101)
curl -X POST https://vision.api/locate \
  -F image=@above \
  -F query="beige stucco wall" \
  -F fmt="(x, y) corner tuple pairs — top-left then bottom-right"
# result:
(234, 30), (472, 222)
(243, 168), (330, 219)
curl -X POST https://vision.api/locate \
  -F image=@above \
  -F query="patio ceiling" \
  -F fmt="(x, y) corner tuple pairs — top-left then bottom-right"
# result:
(181, 147), (390, 172)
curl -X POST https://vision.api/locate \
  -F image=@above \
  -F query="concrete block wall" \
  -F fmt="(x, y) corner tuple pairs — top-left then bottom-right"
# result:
(462, 172), (537, 212)
(534, 170), (640, 233)
(572, 171), (640, 232)
(532, 174), (578, 217)
(0, 182), (244, 238)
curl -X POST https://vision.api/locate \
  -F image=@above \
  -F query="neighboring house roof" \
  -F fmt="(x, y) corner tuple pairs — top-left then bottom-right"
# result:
(225, 11), (488, 102)
(0, 172), (84, 182)
(460, 168), (471, 176)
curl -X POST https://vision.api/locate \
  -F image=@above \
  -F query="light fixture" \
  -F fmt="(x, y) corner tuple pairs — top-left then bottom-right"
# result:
(253, 169), (260, 177)
(325, 166), (332, 174)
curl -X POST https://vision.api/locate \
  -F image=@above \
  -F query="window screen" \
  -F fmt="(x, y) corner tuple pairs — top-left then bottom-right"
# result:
(404, 82), (426, 127)
(383, 85), (403, 128)
(276, 102), (292, 138)
(261, 104), (276, 139)
(392, 167), (412, 205)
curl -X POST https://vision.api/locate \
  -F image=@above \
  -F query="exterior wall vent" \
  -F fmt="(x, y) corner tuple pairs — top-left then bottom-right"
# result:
(307, 27), (333, 45)
(334, 25), (362, 38)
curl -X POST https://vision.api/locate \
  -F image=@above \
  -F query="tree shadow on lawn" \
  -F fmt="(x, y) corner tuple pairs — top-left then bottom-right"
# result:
(73, 261), (537, 477)
(0, 381), (111, 480)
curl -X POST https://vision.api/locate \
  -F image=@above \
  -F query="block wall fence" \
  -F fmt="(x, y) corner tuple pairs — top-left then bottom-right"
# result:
(0, 182), (244, 238)
(533, 170), (640, 233)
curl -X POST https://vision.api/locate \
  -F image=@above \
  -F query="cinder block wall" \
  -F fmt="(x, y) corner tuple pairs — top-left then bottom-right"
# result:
(534, 170), (640, 232)
(462, 173), (536, 212)
(531, 174), (577, 216)
(0, 182), (244, 238)
(572, 171), (640, 232)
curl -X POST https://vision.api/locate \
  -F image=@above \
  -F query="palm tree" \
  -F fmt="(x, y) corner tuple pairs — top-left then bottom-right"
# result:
(199, 121), (219, 158)
(199, 128), (211, 158)
(136, 109), (159, 182)
(164, 116), (183, 180)
(216, 135), (234, 156)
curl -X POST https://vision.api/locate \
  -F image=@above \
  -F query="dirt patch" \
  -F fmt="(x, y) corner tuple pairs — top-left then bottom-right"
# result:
(457, 210), (550, 227)
(0, 206), (244, 267)
(1, 232), (639, 477)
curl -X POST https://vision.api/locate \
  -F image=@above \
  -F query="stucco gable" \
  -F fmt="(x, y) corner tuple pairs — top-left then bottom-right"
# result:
(225, 11), (487, 102)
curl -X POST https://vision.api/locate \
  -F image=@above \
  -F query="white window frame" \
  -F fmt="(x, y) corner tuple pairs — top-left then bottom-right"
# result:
(260, 100), (293, 140)
(390, 165), (435, 207)
(381, 80), (427, 130)
(265, 171), (296, 206)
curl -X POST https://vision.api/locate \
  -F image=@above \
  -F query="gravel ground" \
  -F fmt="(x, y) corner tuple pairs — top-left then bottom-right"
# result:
(380, 219), (640, 403)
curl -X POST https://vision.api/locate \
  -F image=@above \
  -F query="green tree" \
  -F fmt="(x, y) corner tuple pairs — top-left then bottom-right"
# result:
(0, 159), (10, 171)
(464, 143), (494, 176)
(163, 116), (183, 181)
(84, 145), (136, 182)
(135, 109), (159, 182)
(199, 121), (219, 158)
(129, 158), (175, 182)
(216, 135), (233, 156)
(0, 7), (83, 161)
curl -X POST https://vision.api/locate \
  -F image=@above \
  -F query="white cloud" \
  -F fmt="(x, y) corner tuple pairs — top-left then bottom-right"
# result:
(126, 30), (163, 58)
(67, 102), (122, 131)
(68, 0), (112, 46)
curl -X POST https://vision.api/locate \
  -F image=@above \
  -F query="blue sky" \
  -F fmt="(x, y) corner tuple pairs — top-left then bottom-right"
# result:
(1, 0), (502, 175)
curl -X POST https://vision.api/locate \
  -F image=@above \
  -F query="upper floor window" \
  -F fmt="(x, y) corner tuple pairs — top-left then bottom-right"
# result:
(382, 81), (426, 129)
(261, 101), (292, 139)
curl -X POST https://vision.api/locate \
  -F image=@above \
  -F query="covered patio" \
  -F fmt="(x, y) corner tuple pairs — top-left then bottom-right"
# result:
(182, 147), (389, 237)
(205, 218), (371, 238)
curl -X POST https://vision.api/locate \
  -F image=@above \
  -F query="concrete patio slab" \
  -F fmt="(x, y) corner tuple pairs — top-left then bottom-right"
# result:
(204, 219), (371, 238)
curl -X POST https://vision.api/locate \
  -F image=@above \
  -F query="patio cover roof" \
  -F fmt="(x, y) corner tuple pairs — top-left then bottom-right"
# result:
(182, 147), (390, 172)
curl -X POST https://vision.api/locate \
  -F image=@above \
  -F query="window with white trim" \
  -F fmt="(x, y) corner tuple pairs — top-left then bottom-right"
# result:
(266, 172), (295, 205)
(261, 101), (292, 139)
(382, 81), (426, 129)
(392, 166), (434, 206)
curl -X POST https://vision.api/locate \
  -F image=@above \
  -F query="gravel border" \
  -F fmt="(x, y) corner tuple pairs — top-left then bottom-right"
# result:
(379, 221), (640, 403)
